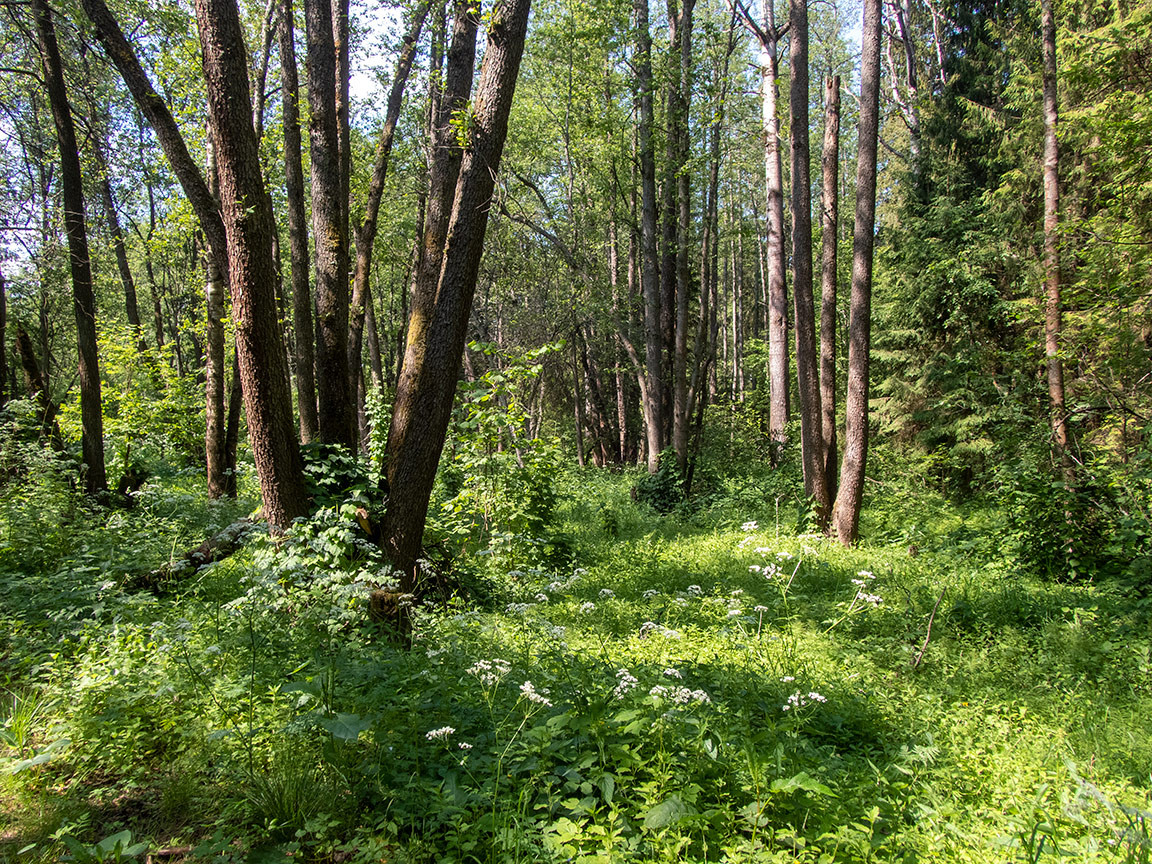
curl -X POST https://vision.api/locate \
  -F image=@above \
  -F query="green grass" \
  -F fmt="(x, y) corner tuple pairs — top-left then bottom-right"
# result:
(0, 463), (1149, 863)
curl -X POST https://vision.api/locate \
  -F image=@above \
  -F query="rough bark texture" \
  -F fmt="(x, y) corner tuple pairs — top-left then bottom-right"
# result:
(348, 0), (431, 435)
(388, 0), (478, 472)
(279, 0), (319, 443)
(205, 131), (228, 499)
(194, 0), (310, 528)
(671, 0), (695, 473)
(1042, 0), (1071, 476)
(832, 0), (881, 546)
(637, 0), (663, 473)
(81, 0), (229, 286)
(382, 0), (531, 593)
(305, 0), (355, 450)
(819, 75), (840, 508)
(34, 0), (107, 496)
(789, 0), (828, 525)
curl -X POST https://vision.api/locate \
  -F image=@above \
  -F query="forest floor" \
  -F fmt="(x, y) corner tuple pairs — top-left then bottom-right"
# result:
(1, 462), (1151, 863)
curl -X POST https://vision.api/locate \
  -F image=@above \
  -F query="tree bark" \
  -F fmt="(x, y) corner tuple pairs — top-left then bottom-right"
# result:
(789, 0), (828, 525)
(205, 129), (228, 499)
(305, 0), (355, 449)
(0, 266), (6, 409)
(832, 0), (881, 546)
(382, 0), (531, 592)
(348, 0), (431, 441)
(34, 0), (107, 496)
(1042, 0), (1072, 478)
(194, 0), (310, 528)
(279, 0), (319, 443)
(819, 75), (840, 508)
(636, 0), (663, 472)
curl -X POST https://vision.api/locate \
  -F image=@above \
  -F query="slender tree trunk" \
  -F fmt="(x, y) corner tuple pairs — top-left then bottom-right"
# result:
(34, 0), (107, 496)
(348, 0), (431, 440)
(1042, 0), (1072, 478)
(382, 0), (531, 592)
(305, 0), (354, 449)
(280, 0), (319, 443)
(671, 0), (695, 473)
(16, 325), (61, 445)
(0, 266), (6, 409)
(637, 0), (663, 472)
(205, 130), (228, 499)
(194, 0), (310, 528)
(790, 0), (828, 525)
(819, 75), (840, 508)
(224, 350), (242, 497)
(832, 0), (881, 546)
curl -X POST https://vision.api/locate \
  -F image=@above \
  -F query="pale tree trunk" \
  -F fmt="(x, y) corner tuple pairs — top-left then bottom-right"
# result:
(819, 75), (840, 508)
(1042, 0), (1072, 479)
(790, 0), (829, 526)
(34, 0), (107, 496)
(671, 0), (695, 474)
(306, 0), (354, 449)
(193, 0), (310, 528)
(637, 0), (663, 472)
(382, 0), (530, 592)
(279, 0), (319, 442)
(832, 0), (881, 546)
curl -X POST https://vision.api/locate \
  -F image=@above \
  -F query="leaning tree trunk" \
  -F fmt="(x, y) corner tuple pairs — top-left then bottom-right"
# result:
(382, 0), (532, 593)
(193, 0), (310, 528)
(279, 0), (319, 443)
(305, 0), (355, 450)
(789, 0), (828, 526)
(819, 75), (840, 508)
(832, 0), (881, 546)
(33, 0), (107, 496)
(1042, 0), (1072, 480)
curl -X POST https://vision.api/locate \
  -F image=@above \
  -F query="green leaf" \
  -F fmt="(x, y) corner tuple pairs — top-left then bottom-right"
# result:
(770, 772), (835, 797)
(319, 713), (372, 741)
(643, 793), (697, 830)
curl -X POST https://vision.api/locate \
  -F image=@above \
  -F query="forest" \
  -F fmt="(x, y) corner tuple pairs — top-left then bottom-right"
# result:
(0, 0), (1150, 857)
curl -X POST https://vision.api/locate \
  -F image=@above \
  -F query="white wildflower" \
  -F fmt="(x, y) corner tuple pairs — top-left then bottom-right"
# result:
(458, 742), (473, 750)
(687, 584), (702, 596)
(857, 570), (874, 579)
(534, 593), (549, 603)
(663, 667), (683, 679)
(856, 592), (882, 605)
(519, 680), (553, 707)
(749, 565), (762, 574)
(426, 726), (455, 741)
(468, 658), (512, 686)
(742, 521), (758, 531)
(755, 605), (769, 613)
(599, 588), (616, 599)
(580, 601), (596, 613)
(613, 668), (638, 700)
(643, 589), (659, 599)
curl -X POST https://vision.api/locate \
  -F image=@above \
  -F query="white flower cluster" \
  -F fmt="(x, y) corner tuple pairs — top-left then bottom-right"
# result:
(599, 588), (616, 599)
(426, 725), (455, 741)
(548, 581), (565, 593)
(687, 584), (703, 596)
(663, 667), (683, 679)
(856, 591), (883, 605)
(534, 593), (549, 603)
(519, 680), (553, 706)
(505, 602), (532, 615)
(649, 685), (712, 704)
(468, 658), (512, 686)
(742, 521), (758, 531)
(643, 589), (660, 599)
(580, 601), (597, 614)
(782, 690), (827, 711)
(613, 668), (639, 700)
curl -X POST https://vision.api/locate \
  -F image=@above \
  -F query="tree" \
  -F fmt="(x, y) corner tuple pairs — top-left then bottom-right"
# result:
(819, 74), (840, 506)
(832, 0), (881, 545)
(32, 0), (107, 496)
(382, 0), (533, 592)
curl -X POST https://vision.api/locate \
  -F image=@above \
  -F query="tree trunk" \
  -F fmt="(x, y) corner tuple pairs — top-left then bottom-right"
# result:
(194, 0), (310, 528)
(819, 75), (840, 508)
(348, 0), (431, 441)
(636, 0), (663, 473)
(305, 0), (355, 450)
(671, 0), (695, 474)
(1042, 0), (1072, 478)
(224, 349), (242, 497)
(99, 172), (146, 354)
(34, 0), (107, 496)
(205, 129), (228, 499)
(16, 325), (61, 445)
(789, 0), (828, 526)
(832, 0), (881, 546)
(0, 266), (6, 409)
(382, 0), (531, 592)
(279, 0), (319, 443)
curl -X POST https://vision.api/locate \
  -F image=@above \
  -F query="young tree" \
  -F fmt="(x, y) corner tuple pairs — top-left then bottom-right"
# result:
(819, 74), (840, 506)
(32, 0), (107, 495)
(832, 0), (881, 545)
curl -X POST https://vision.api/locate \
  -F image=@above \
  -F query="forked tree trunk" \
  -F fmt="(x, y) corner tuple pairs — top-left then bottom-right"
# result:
(819, 75), (840, 508)
(382, 0), (531, 593)
(789, 0), (828, 526)
(279, 0), (319, 443)
(832, 0), (881, 546)
(33, 0), (107, 496)
(305, 0), (355, 450)
(193, 0), (310, 528)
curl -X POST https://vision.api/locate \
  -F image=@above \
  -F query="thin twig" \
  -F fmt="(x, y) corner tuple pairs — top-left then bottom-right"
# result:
(911, 587), (946, 669)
